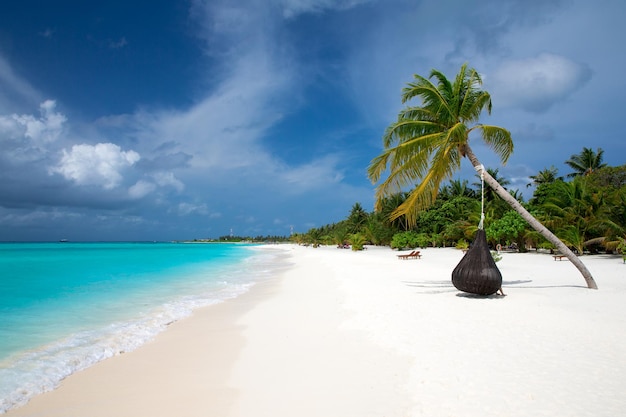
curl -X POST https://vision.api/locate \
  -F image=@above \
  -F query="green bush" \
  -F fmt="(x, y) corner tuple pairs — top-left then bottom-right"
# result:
(537, 241), (556, 251)
(456, 239), (469, 250)
(415, 233), (430, 248)
(348, 233), (366, 251)
(391, 231), (420, 249)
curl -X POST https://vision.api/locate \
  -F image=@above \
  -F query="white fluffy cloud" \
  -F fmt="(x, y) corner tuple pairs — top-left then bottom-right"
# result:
(488, 53), (592, 112)
(0, 100), (66, 144)
(128, 180), (157, 199)
(51, 143), (140, 189)
(152, 171), (185, 192)
(128, 172), (184, 199)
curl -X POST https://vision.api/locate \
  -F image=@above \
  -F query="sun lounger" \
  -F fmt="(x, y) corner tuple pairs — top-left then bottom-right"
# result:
(397, 250), (415, 259)
(397, 250), (421, 260)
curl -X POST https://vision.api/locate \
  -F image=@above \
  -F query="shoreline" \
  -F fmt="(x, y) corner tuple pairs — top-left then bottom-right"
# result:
(5, 245), (626, 416)
(0, 243), (284, 414)
(4, 265), (283, 417)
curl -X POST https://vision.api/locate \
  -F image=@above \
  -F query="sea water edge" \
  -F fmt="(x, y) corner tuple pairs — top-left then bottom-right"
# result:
(0, 242), (291, 414)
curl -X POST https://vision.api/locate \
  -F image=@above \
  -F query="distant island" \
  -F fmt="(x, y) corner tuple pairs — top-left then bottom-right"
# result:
(183, 235), (292, 244)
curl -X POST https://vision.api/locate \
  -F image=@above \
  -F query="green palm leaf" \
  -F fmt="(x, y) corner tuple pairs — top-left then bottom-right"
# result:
(369, 63), (512, 215)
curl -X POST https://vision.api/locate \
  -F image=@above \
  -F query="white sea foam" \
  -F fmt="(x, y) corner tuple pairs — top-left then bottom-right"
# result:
(0, 245), (290, 414)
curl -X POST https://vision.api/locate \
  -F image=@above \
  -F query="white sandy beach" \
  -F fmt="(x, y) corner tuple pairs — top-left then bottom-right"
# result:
(5, 244), (626, 416)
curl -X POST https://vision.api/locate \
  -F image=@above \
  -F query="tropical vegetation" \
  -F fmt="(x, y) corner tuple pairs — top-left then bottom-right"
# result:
(294, 161), (626, 257)
(367, 64), (598, 288)
(294, 65), (625, 290)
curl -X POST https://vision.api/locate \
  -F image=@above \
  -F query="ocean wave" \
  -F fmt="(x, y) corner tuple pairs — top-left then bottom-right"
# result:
(0, 245), (290, 414)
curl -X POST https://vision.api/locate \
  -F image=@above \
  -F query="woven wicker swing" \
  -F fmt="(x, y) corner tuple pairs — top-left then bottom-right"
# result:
(451, 165), (502, 296)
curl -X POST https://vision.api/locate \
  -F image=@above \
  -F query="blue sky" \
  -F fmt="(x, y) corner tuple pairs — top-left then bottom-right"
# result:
(1, 0), (624, 241)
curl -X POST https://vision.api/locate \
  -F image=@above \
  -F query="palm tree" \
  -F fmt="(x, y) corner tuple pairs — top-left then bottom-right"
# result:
(527, 166), (561, 187)
(378, 192), (410, 231)
(346, 202), (368, 234)
(348, 233), (366, 251)
(306, 228), (323, 248)
(331, 226), (349, 247)
(565, 147), (607, 178)
(473, 168), (509, 197)
(439, 178), (477, 200)
(542, 178), (614, 254)
(367, 63), (598, 289)
(472, 167), (512, 219)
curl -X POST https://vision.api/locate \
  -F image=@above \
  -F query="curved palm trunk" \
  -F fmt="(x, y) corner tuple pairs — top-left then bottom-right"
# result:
(463, 145), (598, 289)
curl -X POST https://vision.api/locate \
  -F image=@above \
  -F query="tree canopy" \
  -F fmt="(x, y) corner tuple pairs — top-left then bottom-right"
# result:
(367, 63), (512, 225)
(295, 163), (626, 259)
(565, 147), (607, 177)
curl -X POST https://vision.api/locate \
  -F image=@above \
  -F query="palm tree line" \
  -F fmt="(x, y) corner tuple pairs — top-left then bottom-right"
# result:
(295, 155), (625, 256)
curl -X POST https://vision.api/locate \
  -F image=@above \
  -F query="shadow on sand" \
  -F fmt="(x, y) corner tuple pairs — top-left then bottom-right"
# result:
(401, 278), (588, 296)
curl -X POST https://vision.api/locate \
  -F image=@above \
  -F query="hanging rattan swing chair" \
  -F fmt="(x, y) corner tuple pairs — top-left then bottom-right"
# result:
(451, 165), (503, 296)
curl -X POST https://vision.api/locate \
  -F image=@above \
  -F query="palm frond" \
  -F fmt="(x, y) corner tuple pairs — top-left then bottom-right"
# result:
(383, 119), (442, 148)
(476, 125), (513, 164)
(367, 150), (392, 184)
(403, 73), (454, 122)
(372, 131), (444, 201)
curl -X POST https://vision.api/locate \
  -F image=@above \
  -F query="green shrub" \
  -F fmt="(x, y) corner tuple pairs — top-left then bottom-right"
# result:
(537, 241), (556, 251)
(415, 233), (430, 248)
(391, 231), (419, 249)
(456, 239), (469, 250)
(348, 233), (366, 251)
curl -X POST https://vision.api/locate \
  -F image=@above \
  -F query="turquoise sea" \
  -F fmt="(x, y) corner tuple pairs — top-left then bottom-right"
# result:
(0, 242), (287, 413)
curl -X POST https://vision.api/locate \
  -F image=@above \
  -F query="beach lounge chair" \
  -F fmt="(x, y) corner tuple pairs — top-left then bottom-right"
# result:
(397, 250), (415, 259)
(397, 250), (421, 260)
